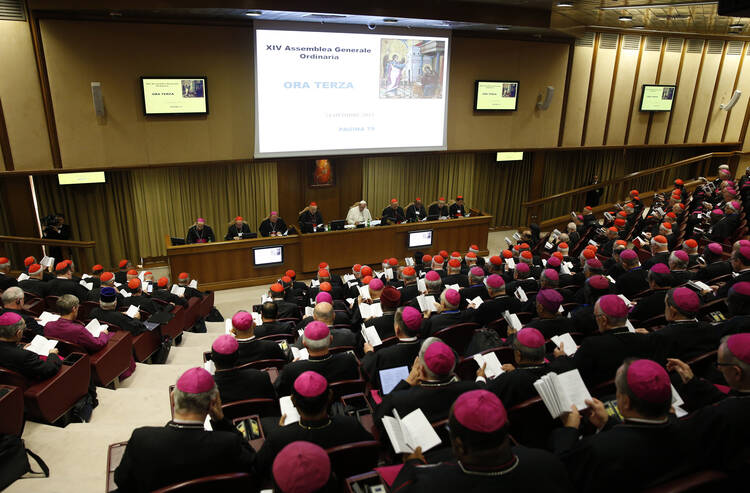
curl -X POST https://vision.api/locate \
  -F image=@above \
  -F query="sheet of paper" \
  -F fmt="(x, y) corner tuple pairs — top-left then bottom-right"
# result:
(606, 276), (616, 284)
(170, 285), (185, 296)
(125, 305), (140, 318)
(345, 297), (355, 308)
(512, 232), (521, 241)
(260, 294), (273, 303)
(542, 258), (547, 267)
(503, 310), (521, 331)
(304, 306), (314, 318)
(405, 257), (415, 266)
(470, 296), (484, 308)
(204, 415), (212, 431)
(120, 290), (132, 298)
(291, 347), (309, 361)
(417, 278), (426, 292)
(556, 370), (592, 412)
(359, 285), (371, 300)
(689, 280), (711, 292)
(27, 335), (57, 356)
(342, 274), (356, 283)
(380, 366), (409, 394)
(671, 384), (684, 408)
(384, 268), (394, 280)
(40, 256), (54, 268)
(506, 258), (516, 269)
(560, 264), (571, 275)
(361, 324), (382, 347)
(382, 416), (410, 454)
(551, 333), (577, 356)
(515, 287), (528, 302)
(399, 408), (442, 453)
(280, 396), (301, 424)
(473, 352), (504, 379)
(17, 273), (29, 282)
(625, 319), (636, 333)
(618, 294), (632, 307)
(85, 319), (104, 338)
(445, 283), (460, 292)
(252, 312), (263, 326)
(505, 237), (514, 247)
(310, 279), (320, 288)
(144, 283), (153, 293)
(79, 280), (93, 291)
(38, 311), (60, 327)
(225, 319), (233, 334)
(188, 279), (198, 289)
(203, 360), (216, 375)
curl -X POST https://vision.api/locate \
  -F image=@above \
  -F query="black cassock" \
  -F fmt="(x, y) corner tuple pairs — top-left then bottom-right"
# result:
(375, 378), (479, 425)
(486, 363), (553, 409)
(224, 222), (252, 241)
(382, 206), (406, 224)
(90, 307), (147, 335)
(406, 204), (427, 222)
(258, 217), (287, 237)
(185, 225), (215, 244)
(428, 204), (450, 217)
(274, 352), (360, 396)
(299, 210), (324, 232)
(391, 447), (573, 493)
(360, 339), (421, 388)
(236, 338), (286, 366)
(213, 366), (276, 404)
(449, 202), (466, 218)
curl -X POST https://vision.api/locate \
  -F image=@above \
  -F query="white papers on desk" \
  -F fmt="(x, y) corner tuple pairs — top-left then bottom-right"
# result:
(469, 296), (484, 308)
(551, 333), (578, 356)
(120, 290), (132, 298)
(382, 408), (442, 455)
(405, 257), (415, 267)
(514, 287), (528, 302)
(304, 306), (314, 318)
(225, 319), (233, 334)
(506, 258), (516, 270)
(291, 347), (309, 361)
(79, 279), (93, 291)
(416, 295), (437, 313)
(203, 360), (216, 375)
(359, 302), (383, 319)
(384, 268), (394, 280)
(361, 324), (382, 347)
(358, 285), (371, 300)
(280, 396), (301, 424)
(473, 352), (504, 379)
(125, 305), (140, 318)
(417, 278), (426, 292)
(17, 273), (29, 282)
(369, 220), (381, 226)
(343, 274), (356, 283)
(27, 335), (57, 356)
(188, 279), (198, 289)
(85, 319), (106, 338)
(38, 311), (60, 327)
(40, 256), (54, 268)
(533, 370), (592, 418)
(503, 310), (522, 331)
(380, 366), (409, 394)
(445, 283), (460, 292)
(171, 285), (185, 297)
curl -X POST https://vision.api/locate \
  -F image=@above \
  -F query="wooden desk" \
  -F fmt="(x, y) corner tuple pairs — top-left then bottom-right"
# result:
(166, 215), (491, 291)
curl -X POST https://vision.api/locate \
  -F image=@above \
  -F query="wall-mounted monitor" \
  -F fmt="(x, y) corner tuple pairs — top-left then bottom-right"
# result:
(408, 230), (433, 248)
(57, 171), (106, 185)
(496, 151), (524, 162)
(141, 76), (208, 115)
(474, 80), (519, 111)
(640, 84), (676, 112)
(253, 245), (283, 266)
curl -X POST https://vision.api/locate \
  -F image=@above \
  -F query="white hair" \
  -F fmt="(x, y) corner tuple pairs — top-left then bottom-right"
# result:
(2, 287), (24, 305)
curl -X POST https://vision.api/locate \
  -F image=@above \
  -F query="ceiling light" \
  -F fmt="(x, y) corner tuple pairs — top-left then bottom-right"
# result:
(556, 2), (574, 7)
(599, 1), (715, 10)
(619, 15), (633, 21)
(495, 25), (510, 31)
(383, 18), (398, 23)
(245, 10), (262, 16)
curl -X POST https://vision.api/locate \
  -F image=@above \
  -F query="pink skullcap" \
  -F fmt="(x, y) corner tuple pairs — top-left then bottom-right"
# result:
(368, 278), (384, 291)
(668, 287), (700, 314)
(673, 250), (689, 262)
(547, 256), (561, 268)
(620, 249), (637, 261)
(273, 441), (330, 493)
(423, 340), (454, 375)
(517, 327), (545, 348)
(728, 201), (740, 211)
(727, 333), (750, 364)
(739, 246), (750, 262)
(650, 263), (670, 274)
(196, 218), (205, 223)
(270, 211), (278, 216)
(176, 367), (215, 394)
(425, 270), (440, 281)
(586, 258), (603, 269)
(740, 240), (750, 248)
(536, 289), (563, 312)
(515, 263), (530, 273)
(486, 274), (504, 289)
(401, 306), (423, 332)
(626, 360), (671, 404)
(293, 371), (328, 398)
(0, 312), (23, 325)
(453, 390), (507, 432)
(588, 275), (609, 290)
(315, 292), (333, 304)
(543, 269), (559, 281)
(712, 209), (724, 216)
(469, 266), (485, 277)
(730, 281), (750, 297)
(304, 321), (330, 341)
(211, 334), (239, 355)
(231, 311), (254, 331)
(707, 243), (723, 255)
(598, 294), (627, 318)
(444, 288), (461, 306)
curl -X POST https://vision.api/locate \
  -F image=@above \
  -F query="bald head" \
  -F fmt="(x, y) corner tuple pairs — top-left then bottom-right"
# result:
(313, 302), (334, 324)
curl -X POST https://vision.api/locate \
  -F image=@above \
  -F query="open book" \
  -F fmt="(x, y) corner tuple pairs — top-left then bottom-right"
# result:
(188, 279), (198, 289)
(416, 294), (437, 313)
(514, 286), (528, 302)
(533, 369), (592, 418)
(380, 366), (409, 394)
(503, 310), (521, 331)
(304, 306), (314, 318)
(203, 360), (216, 375)
(358, 285), (371, 300)
(473, 352), (504, 379)
(358, 302), (383, 320)
(381, 408), (442, 454)
(280, 395), (301, 424)
(361, 324), (382, 347)
(445, 283), (460, 292)
(550, 333), (578, 356)
(506, 258), (516, 270)
(40, 256), (55, 268)
(124, 305), (140, 318)
(85, 319), (106, 338)
(291, 347), (309, 361)
(38, 312), (60, 327)
(80, 279), (94, 291)
(469, 296), (484, 308)
(17, 273), (29, 282)
(170, 285), (185, 297)
(416, 278), (426, 292)
(27, 335), (58, 356)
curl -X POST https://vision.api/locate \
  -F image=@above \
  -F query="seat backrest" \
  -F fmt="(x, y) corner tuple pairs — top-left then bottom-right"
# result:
(222, 398), (280, 420)
(242, 359), (287, 371)
(641, 469), (728, 493)
(151, 472), (254, 493)
(0, 367), (28, 390)
(507, 396), (557, 449)
(329, 379), (366, 399)
(326, 440), (380, 480)
(433, 322), (479, 355)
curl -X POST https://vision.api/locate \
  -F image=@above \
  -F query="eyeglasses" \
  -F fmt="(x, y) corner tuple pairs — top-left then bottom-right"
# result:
(713, 362), (737, 369)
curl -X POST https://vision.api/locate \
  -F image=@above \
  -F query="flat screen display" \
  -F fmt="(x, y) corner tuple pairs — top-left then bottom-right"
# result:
(253, 246), (283, 266)
(496, 151), (523, 162)
(254, 26), (450, 158)
(640, 84), (676, 112)
(474, 80), (519, 111)
(57, 171), (106, 185)
(141, 77), (208, 115)
(408, 230), (433, 248)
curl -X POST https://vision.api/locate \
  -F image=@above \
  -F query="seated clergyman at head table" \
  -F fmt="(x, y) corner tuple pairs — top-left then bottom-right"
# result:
(185, 217), (215, 244)
(225, 216), (252, 240)
(259, 211), (287, 237)
(299, 201), (324, 233)
(346, 200), (372, 225)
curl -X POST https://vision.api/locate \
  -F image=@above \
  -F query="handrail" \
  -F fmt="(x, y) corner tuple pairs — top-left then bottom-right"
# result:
(0, 236), (95, 248)
(522, 150), (747, 208)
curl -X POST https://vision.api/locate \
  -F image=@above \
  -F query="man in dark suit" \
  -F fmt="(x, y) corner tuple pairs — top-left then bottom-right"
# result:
(0, 311), (61, 380)
(210, 335), (276, 404)
(18, 263), (48, 298)
(224, 216), (253, 240)
(176, 272), (205, 300)
(422, 288), (475, 337)
(551, 359), (699, 492)
(716, 281), (750, 336)
(114, 259), (132, 285)
(0, 257), (18, 292)
(460, 267), (490, 309)
(270, 283), (300, 320)
(47, 261), (89, 300)
(382, 198), (406, 224)
(584, 175), (603, 207)
(275, 321), (360, 396)
(361, 306), (423, 389)
(615, 249), (649, 299)
(628, 264), (672, 324)
(230, 311), (287, 366)
(89, 287), (147, 335)
(406, 197), (427, 222)
(449, 195), (467, 218)
(283, 269), (308, 304)
(1, 286), (44, 336)
(551, 295), (655, 386)
(256, 371), (373, 476)
(428, 197), (450, 218)
(114, 368), (257, 492)
(254, 302), (295, 339)
(668, 250), (694, 286)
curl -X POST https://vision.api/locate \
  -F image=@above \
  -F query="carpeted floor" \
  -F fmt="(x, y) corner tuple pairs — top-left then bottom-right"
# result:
(7, 230), (515, 492)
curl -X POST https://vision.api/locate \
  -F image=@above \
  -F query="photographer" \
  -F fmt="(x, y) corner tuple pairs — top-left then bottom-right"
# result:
(43, 212), (71, 261)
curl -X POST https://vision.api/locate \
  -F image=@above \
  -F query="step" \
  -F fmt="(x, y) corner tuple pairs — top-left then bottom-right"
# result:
(165, 345), (210, 365)
(116, 362), (193, 389)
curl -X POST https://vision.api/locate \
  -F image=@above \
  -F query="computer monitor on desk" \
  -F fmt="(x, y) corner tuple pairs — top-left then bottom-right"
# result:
(330, 220), (346, 231)
(170, 237), (186, 245)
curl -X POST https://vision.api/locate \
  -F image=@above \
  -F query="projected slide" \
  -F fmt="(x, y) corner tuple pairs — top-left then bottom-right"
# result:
(640, 85), (676, 112)
(254, 28), (450, 157)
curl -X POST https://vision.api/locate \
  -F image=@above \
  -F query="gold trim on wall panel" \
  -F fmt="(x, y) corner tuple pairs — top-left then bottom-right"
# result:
(603, 34), (625, 145)
(624, 36), (646, 145)
(682, 40), (709, 143)
(645, 38), (668, 144)
(557, 43), (575, 147)
(0, 98), (14, 171)
(703, 41), (729, 142)
(580, 33), (601, 147)
(722, 42), (748, 142)
(665, 39), (689, 144)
